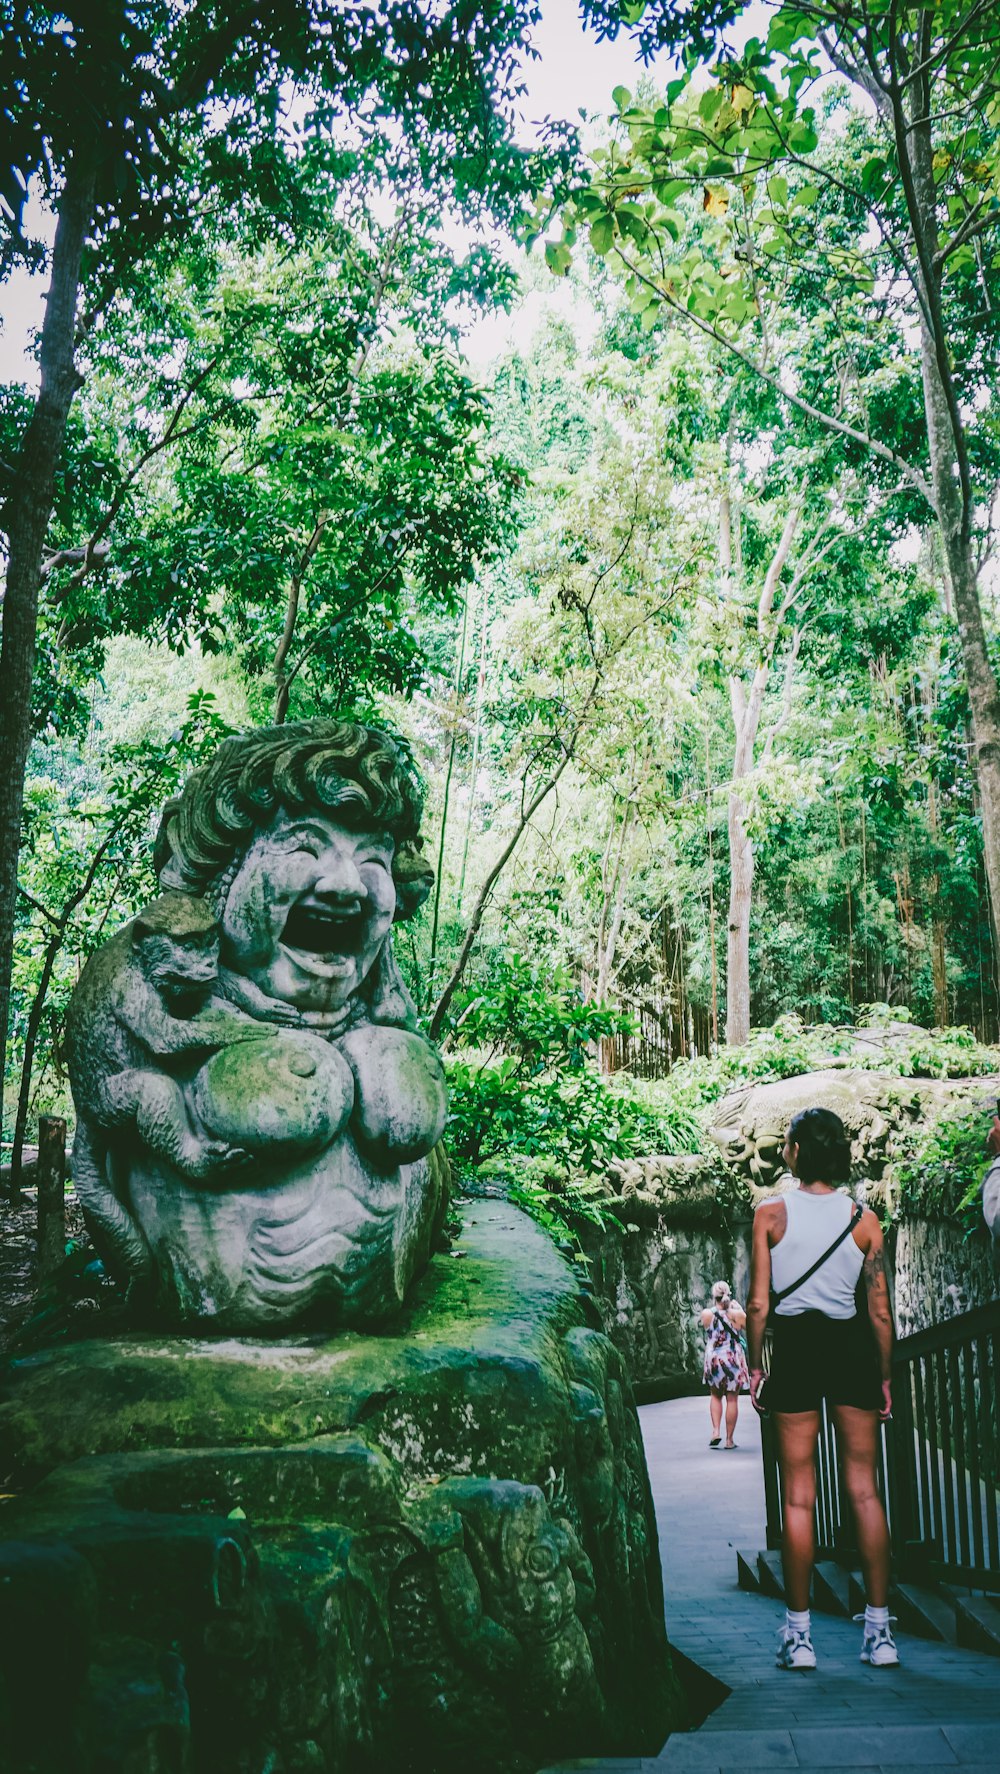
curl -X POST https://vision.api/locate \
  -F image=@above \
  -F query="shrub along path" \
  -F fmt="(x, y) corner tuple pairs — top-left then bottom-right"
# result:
(540, 1395), (1000, 1774)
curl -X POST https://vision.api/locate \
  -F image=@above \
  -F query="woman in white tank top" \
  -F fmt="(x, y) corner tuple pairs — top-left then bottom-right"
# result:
(770, 1187), (865, 1318)
(745, 1108), (897, 1673)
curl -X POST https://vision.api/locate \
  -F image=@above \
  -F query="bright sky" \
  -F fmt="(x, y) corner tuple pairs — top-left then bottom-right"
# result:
(0, 0), (771, 382)
(519, 0), (659, 122)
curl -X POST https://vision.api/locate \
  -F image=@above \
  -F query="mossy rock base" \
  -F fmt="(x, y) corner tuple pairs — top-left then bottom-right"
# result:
(0, 1202), (680, 1774)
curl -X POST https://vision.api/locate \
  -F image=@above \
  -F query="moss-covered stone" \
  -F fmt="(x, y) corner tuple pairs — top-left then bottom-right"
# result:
(0, 1203), (681, 1773)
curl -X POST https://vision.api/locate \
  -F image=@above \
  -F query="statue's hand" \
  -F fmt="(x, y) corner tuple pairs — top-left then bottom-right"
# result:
(207, 1142), (254, 1171)
(175, 1140), (256, 1180)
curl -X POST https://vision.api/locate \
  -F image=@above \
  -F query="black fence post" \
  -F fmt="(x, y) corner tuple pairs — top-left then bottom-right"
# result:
(36, 1114), (67, 1281)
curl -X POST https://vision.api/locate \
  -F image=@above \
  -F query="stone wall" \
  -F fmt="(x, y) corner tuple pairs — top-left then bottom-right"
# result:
(585, 1201), (1000, 1398)
(584, 1215), (752, 1402)
(892, 1217), (999, 1338)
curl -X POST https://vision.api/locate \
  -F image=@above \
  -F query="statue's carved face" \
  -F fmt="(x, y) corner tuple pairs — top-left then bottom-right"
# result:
(220, 811), (396, 1012)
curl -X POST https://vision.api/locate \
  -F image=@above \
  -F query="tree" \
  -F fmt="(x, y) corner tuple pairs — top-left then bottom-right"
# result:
(55, 227), (519, 725)
(565, 0), (1000, 964)
(424, 318), (707, 1039)
(0, 0), (575, 1132)
(713, 377), (887, 1045)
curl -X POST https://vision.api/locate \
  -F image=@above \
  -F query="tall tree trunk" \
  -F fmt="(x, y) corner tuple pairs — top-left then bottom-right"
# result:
(941, 524), (1000, 986)
(427, 598), (469, 1002)
(903, 65), (1000, 972)
(706, 725), (719, 1046)
(925, 669), (950, 1026)
(10, 820), (119, 1193)
(595, 806), (633, 1076)
(427, 739), (577, 1042)
(0, 156), (95, 1138)
(458, 584), (490, 912)
(723, 500), (802, 1046)
(726, 779), (753, 1046)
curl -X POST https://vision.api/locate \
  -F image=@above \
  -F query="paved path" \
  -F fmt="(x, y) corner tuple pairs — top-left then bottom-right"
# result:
(540, 1396), (1000, 1774)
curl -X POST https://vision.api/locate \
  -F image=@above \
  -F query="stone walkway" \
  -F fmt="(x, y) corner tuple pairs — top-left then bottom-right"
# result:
(540, 1396), (1000, 1774)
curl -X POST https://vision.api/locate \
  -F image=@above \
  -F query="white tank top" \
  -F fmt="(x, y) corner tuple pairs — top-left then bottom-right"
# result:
(769, 1188), (863, 1319)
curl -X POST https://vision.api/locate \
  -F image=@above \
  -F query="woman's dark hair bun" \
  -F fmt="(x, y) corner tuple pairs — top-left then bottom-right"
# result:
(787, 1106), (852, 1185)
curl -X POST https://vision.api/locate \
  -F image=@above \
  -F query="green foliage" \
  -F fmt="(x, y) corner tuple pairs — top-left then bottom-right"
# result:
(9, 0), (1000, 1222)
(450, 953), (624, 1076)
(443, 955), (702, 1243)
(892, 1108), (993, 1232)
(631, 1013), (1000, 1132)
(556, 0), (1000, 553)
(5, 685), (238, 1138)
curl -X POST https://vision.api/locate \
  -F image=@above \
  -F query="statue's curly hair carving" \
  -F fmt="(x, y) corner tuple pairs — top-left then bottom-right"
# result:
(154, 720), (432, 918)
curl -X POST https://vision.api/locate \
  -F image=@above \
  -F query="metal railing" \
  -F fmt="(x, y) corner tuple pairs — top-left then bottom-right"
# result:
(761, 1298), (1000, 1588)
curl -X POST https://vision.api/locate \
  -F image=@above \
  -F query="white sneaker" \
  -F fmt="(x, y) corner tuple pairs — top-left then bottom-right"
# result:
(776, 1625), (817, 1670)
(854, 1614), (900, 1666)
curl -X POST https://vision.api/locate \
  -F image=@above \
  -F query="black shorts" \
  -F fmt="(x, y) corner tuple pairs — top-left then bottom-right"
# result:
(764, 1310), (882, 1414)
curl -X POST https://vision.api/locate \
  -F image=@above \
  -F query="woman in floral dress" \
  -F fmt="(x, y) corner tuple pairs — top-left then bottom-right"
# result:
(701, 1280), (749, 1447)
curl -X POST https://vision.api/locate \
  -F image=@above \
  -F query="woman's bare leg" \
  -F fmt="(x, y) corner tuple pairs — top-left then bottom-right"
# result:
(833, 1404), (890, 1608)
(725, 1393), (739, 1445)
(709, 1391), (723, 1437)
(774, 1410), (821, 1611)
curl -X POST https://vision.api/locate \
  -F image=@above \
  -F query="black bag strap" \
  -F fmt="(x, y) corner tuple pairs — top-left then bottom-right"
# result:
(772, 1203), (863, 1304)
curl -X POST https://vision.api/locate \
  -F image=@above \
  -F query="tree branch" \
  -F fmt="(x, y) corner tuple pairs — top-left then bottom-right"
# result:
(615, 249), (936, 510)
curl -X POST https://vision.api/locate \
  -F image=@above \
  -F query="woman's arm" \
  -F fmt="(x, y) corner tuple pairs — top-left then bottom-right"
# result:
(746, 1203), (777, 1399)
(729, 1303), (747, 1330)
(700, 1308), (714, 1327)
(860, 1208), (894, 1421)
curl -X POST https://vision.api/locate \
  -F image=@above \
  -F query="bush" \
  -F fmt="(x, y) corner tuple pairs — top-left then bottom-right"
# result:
(891, 1108), (992, 1232)
(443, 955), (702, 1244)
(630, 1011), (999, 1131)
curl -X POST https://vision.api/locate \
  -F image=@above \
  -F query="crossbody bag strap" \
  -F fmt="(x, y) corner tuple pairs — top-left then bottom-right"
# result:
(772, 1203), (863, 1304)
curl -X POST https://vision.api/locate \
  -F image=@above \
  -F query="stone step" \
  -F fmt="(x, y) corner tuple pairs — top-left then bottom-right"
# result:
(893, 1580), (958, 1644)
(846, 1568), (866, 1615)
(948, 1588), (1000, 1658)
(812, 1560), (852, 1616)
(736, 1548), (761, 1594)
(756, 1549), (785, 1598)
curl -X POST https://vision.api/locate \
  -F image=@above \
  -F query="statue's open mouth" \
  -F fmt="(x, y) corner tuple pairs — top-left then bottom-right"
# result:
(281, 903), (367, 959)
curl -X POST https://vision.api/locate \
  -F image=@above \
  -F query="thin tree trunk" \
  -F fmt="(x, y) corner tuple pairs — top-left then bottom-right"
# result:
(861, 800), (870, 1002)
(10, 822), (120, 1193)
(944, 530), (1000, 988)
(427, 597), (469, 1001)
(726, 782), (753, 1046)
(904, 62), (1000, 974)
(724, 501), (802, 1046)
(273, 517), (327, 723)
(596, 807), (633, 1077)
(0, 155), (95, 1141)
(925, 669), (950, 1025)
(457, 584), (490, 912)
(596, 803), (634, 1002)
(836, 796), (855, 1012)
(706, 724), (719, 1047)
(676, 914), (687, 1059)
(428, 739), (578, 1042)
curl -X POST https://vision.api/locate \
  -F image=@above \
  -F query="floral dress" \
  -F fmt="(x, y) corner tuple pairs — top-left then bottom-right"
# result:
(702, 1306), (750, 1393)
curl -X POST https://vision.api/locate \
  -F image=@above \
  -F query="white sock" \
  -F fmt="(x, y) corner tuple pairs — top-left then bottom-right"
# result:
(786, 1607), (811, 1633)
(865, 1603), (890, 1628)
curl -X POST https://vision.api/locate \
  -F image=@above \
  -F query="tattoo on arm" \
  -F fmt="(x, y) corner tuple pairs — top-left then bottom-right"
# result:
(864, 1246), (886, 1291)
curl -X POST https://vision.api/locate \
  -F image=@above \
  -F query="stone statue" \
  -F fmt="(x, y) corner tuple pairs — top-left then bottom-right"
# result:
(64, 720), (448, 1331)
